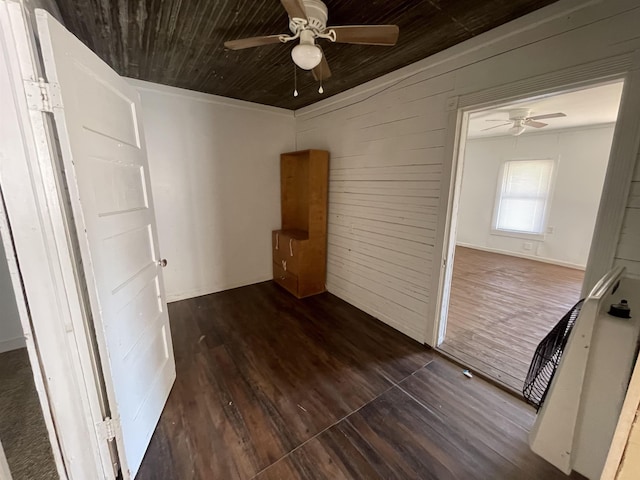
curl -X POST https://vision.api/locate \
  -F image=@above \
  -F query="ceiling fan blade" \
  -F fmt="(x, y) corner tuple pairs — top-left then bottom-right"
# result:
(224, 35), (283, 50)
(481, 123), (511, 132)
(524, 120), (548, 128)
(529, 112), (567, 120)
(312, 49), (331, 81)
(485, 119), (509, 122)
(328, 25), (399, 46)
(280, 0), (307, 20)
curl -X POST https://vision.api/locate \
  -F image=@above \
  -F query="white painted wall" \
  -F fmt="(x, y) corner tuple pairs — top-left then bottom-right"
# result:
(130, 80), (295, 302)
(0, 239), (24, 353)
(457, 125), (615, 269)
(294, 0), (640, 344)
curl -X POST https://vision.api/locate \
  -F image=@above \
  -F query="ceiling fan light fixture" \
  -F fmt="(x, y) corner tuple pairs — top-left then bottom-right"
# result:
(508, 122), (526, 136)
(291, 43), (322, 70)
(509, 125), (526, 136)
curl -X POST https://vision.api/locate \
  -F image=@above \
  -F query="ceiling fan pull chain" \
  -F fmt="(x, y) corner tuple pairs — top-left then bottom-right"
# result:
(293, 64), (299, 97)
(223, 1), (400, 98)
(318, 50), (324, 94)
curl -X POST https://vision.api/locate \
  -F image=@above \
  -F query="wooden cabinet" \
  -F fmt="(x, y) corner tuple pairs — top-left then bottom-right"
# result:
(273, 149), (329, 298)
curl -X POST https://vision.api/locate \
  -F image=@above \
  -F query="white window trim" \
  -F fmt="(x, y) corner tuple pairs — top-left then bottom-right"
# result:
(490, 157), (558, 240)
(491, 228), (547, 241)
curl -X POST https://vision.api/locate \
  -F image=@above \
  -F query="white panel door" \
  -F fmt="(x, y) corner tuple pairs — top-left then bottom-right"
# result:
(35, 10), (175, 478)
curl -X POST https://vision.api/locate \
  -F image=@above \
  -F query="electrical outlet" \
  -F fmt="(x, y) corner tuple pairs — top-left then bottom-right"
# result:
(523, 242), (533, 251)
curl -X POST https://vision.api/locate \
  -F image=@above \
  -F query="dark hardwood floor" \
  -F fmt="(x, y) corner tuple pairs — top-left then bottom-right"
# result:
(439, 247), (584, 393)
(137, 280), (577, 479)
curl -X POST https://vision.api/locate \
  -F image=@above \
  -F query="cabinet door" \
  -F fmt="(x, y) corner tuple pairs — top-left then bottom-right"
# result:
(272, 231), (301, 275)
(273, 261), (299, 295)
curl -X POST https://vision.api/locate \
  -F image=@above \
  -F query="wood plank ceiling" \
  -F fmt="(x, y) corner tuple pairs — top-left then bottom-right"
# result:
(55, 0), (558, 110)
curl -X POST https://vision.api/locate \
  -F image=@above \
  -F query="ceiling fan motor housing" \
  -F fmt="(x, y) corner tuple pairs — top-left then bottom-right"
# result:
(509, 108), (531, 121)
(289, 0), (328, 33)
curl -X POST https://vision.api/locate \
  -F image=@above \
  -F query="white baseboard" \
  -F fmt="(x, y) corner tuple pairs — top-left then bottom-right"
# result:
(0, 336), (26, 353)
(326, 282), (425, 344)
(166, 274), (274, 303)
(456, 242), (586, 271)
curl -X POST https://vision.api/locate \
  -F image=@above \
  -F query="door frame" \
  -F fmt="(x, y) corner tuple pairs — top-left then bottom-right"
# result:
(0, 1), (117, 478)
(430, 53), (640, 346)
(0, 189), (66, 479)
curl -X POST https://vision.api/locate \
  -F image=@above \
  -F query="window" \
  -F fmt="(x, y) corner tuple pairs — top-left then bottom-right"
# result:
(493, 159), (555, 235)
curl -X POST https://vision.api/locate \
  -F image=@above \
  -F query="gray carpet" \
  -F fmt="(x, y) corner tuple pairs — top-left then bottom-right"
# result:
(0, 348), (58, 479)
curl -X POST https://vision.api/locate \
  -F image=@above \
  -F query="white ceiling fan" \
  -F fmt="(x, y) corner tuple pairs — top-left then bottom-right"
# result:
(481, 108), (567, 136)
(223, 0), (399, 81)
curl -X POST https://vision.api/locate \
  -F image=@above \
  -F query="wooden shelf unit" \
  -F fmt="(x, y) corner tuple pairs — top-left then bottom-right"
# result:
(273, 149), (329, 298)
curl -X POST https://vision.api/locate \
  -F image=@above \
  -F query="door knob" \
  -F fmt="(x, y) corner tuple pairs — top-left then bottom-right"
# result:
(158, 259), (167, 267)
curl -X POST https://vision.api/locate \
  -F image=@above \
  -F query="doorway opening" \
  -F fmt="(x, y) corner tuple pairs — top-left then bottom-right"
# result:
(437, 80), (625, 393)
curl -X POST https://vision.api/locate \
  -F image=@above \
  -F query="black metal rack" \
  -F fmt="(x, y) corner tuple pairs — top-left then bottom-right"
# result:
(523, 299), (584, 410)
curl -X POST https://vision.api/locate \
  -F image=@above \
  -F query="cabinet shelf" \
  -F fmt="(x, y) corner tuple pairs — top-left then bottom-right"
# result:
(276, 229), (309, 241)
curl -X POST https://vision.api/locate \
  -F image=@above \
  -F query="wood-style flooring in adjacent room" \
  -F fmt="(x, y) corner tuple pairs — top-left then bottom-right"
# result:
(137, 281), (579, 479)
(439, 246), (584, 394)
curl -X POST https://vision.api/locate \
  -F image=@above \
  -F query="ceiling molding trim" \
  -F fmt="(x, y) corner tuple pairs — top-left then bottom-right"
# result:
(294, 0), (608, 118)
(127, 78), (295, 118)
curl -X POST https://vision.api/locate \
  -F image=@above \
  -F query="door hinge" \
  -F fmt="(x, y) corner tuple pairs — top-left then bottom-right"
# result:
(98, 416), (118, 441)
(99, 416), (122, 477)
(23, 77), (62, 112)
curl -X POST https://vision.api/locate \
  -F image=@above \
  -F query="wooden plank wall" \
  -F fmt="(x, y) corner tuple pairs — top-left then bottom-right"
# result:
(296, 73), (454, 341)
(295, 0), (640, 344)
(615, 154), (640, 275)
